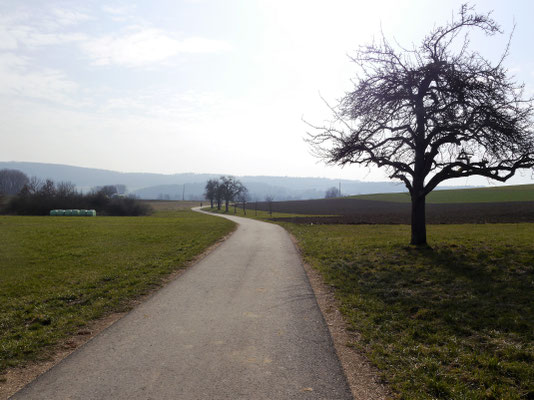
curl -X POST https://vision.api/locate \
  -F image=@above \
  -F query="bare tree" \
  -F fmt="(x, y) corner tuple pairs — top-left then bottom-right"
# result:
(0, 169), (29, 195)
(22, 176), (44, 195)
(308, 5), (534, 245)
(204, 179), (219, 208)
(219, 176), (232, 212)
(215, 182), (223, 210)
(115, 184), (127, 195)
(265, 195), (274, 216)
(325, 186), (340, 198)
(56, 181), (77, 198)
(219, 176), (247, 213)
(93, 185), (118, 197)
(236, 184), (249, 215)
(39, 179), (56, 198)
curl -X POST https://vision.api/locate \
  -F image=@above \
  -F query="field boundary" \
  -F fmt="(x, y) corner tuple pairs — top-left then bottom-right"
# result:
(0, 224), (237, 400)
(287, 232), (391, 400)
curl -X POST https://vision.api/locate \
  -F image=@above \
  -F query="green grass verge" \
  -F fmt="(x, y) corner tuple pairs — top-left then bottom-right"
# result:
(0, 210), (235, 373)
(283, 223), (534, 399)
(352, 183), (534, 204)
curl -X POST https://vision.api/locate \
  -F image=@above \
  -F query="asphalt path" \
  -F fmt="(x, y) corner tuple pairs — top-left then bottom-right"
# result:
(13, 210), (353, 399)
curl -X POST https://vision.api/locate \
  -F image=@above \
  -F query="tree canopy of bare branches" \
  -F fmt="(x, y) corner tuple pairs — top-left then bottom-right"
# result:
(325, 186), (341, 199)
(0, 169), (29, 195)
(204, 179), (219, 209)
(308, 4), (534, 245)
(204, 176), (248, 212)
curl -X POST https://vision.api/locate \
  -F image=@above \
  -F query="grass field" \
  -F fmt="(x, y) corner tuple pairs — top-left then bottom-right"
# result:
(353, 183), (534, 203)
(0, 208), (235, 374)
(284, 223), (534, 399)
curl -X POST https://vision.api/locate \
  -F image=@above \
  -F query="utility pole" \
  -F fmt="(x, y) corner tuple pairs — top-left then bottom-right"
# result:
(182, 184), (185, 201)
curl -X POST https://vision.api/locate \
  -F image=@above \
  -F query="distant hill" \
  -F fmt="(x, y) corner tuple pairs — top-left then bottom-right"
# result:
(0, 161), (410, 201)
(351, 184), (534, 203)
(133, 179), (410, 201)
(0, 162), (212, 193)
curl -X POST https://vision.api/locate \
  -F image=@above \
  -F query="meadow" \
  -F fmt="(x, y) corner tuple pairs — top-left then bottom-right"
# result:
(0, 208), (235, 374)
(215, 204), (534, 399)
(286, 223), (534, 399)
(352, 183), (534, 203)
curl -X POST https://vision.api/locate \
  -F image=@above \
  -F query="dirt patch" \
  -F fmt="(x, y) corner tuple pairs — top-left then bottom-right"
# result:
(289, 234), (392, 400)
(0, 227), (236, 400)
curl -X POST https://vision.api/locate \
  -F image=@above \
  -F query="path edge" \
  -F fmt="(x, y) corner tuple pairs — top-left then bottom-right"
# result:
(286, 232), (392, 400)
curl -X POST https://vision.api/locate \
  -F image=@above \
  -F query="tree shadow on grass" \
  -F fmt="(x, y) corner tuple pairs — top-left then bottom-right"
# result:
(329, 244), (534, 398)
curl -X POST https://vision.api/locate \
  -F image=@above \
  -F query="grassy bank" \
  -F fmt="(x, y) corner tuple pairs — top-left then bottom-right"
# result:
(353, 183), (534, 203)
(0, 209), (234, 373)
(285, 223), (534, 399)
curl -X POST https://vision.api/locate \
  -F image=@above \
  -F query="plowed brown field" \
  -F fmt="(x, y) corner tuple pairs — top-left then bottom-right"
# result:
(255, 198), (534, 224)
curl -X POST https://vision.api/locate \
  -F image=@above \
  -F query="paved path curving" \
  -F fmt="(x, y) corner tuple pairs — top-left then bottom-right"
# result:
(13, 210), (353, 399)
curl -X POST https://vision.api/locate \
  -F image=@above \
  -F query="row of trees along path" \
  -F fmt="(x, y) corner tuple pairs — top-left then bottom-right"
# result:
(308, 4), (534, 246)
(204, 176), (248, 212)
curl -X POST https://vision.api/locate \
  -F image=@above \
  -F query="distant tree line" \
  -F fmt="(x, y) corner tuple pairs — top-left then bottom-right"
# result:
(0, 169), (151, 216)
(325, 186), (340, 199)
(0, 169), (29, 195)
(204, 176), (248, 212)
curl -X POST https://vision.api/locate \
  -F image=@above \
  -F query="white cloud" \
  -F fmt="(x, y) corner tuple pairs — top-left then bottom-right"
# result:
(0, 7), (230, 69)
(0, 53), (80, 106)
(100, 90), (230, 128)
(19, 30), (87, 47)
(100, 5), (138, 22)
(174, 37), (232, 53)
(0, 14), (87, 50)
(51, 8), (91, 26)
(0, 18), (28, 50)
(0, 28), (19, 50)
(0, 52), (28, 69)
(82, 28), (231, 67)
(101, 5), (129, 15)
(82, 29), (178, 66)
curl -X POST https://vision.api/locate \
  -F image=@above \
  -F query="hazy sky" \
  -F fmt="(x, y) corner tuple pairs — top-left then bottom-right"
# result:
(2, 0), (534, 185)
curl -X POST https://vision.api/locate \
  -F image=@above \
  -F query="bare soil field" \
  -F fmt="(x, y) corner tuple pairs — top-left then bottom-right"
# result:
(255, 198), (534, 224)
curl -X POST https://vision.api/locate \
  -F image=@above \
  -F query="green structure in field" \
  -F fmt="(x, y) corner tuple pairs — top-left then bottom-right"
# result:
(50, 209), (96, 216)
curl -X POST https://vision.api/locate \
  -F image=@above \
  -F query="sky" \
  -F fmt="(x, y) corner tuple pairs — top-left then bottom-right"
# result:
(1, 0), (534, 186)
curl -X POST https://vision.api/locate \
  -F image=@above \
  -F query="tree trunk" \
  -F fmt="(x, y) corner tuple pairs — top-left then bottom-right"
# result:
(210, 198), (213, 208)
(411, 129), (427, 246)
(225, 200), (229, 212)
(410, 194), (427, 245)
